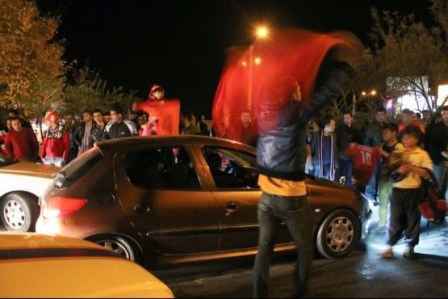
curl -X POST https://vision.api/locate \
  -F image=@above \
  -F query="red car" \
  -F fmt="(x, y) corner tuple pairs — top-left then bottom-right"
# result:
(36, 136), (371, 269)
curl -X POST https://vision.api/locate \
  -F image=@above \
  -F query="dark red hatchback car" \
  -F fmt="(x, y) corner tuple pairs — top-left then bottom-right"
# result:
(36, 136), (371, 268)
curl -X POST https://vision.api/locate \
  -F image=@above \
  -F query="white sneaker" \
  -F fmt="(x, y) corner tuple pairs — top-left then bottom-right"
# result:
(402, 246), (414, 258)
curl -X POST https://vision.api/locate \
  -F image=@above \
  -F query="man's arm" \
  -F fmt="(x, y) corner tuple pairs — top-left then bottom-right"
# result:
(299, 60), (353, 124)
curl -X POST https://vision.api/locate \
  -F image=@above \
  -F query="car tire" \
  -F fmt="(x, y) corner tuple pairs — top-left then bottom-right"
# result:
(316, 209), (360, 259)
(90, 235), (142, 264)
(0, 193), (38, 232)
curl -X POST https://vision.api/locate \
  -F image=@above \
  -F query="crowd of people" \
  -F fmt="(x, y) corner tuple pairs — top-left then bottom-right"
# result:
(0, 84), (211, 167)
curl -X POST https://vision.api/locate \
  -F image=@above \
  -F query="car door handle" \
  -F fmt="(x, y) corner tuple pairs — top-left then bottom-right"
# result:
(225, 201), (238, 216)
(134, 202), (151, 213)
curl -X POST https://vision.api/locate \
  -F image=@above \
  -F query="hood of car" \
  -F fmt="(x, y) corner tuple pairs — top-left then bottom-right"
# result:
(0, 232), (108, 251)
(0, 233), (175, 298)
(0, 162), (59, 179)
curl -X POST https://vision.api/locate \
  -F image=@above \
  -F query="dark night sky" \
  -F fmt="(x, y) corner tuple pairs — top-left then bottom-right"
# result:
(36, 0), (432, 118)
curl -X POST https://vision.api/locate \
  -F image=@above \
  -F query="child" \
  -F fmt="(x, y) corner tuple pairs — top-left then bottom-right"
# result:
(382, 125), (432, 258)
(376, 123), (403, 233)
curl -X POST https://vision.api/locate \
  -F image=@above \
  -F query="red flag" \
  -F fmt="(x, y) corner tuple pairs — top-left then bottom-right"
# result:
(135, 99), (180, 136)
(212, 28), (363, 141)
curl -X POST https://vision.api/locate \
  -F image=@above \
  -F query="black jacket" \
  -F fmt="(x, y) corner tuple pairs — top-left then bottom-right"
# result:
(256, 59), (353, 181)
(336, 124), (362, 159)
(425, 122), (448, 164)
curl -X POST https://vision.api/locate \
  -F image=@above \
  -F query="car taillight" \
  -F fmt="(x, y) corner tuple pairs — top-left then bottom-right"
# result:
(43, 197), (87, 218)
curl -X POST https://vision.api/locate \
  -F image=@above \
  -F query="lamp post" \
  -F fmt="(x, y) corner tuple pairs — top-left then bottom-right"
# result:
(247, 25), (269, 110)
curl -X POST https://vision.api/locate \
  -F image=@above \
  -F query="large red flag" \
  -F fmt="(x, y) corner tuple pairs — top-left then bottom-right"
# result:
(212, 28), (363, 140)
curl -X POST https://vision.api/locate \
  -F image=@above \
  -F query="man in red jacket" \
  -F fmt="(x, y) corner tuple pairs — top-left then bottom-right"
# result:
(41, 112), (70, 167)
(4, 117), (39, 161)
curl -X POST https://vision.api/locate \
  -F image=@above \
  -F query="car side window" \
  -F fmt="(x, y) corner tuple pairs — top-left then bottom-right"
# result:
(202, 147), (259, 189)
(124, 146), (200, 190)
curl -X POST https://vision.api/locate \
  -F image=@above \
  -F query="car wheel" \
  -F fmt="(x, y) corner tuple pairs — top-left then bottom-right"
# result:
(0, 193), (38, 232)
(91, 236), (141, 263)
(316, 209), (360, 259)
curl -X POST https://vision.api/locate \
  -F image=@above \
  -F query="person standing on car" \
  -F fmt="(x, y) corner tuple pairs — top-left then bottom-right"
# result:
(252, 45), (358, 298)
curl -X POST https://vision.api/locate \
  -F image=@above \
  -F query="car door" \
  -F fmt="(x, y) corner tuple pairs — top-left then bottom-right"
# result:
(199, 145), (292, 251)
(114, 144), (220, 255)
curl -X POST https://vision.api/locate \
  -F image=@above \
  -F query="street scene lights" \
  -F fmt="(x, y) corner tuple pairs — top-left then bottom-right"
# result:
(353, 89), (378, 115)
(247, 25), (270, 109)
(361, 89), (377, 97)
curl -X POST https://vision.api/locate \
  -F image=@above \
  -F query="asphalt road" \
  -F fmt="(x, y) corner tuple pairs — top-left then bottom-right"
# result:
(155, 208), (448, 298)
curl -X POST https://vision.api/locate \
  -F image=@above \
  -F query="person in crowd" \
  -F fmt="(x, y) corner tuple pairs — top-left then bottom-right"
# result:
(382, 125), (432, 259)
(74, 110), (98, 156)
(103, 111), (111, 124)
(421, 110), (432, 127)
(93, 109), (107, 130)
(198, 115), (210, 136)
(8, 108), (31, 128)
(398, 108), (425, 136)
(135, 111), (149, 136)
(104, 103), (138, 139)
(308, 116), (338, 181)
(336, 111), (362, 187)
(305, 119), (320, 175)
(4, 117), (39, 161)
(253, 45), (356, 298)
(63, 112), (79, 162)
(424, 105), (448, 201)
(41, 112), (70, 167)
(180, 111), (199, 135)
(0, 118), (12, 155)
(234, 109), (258, 147)
(376, 123), (403, 234)
(363, 107), (388, 205)
(92, 109), (108, 140)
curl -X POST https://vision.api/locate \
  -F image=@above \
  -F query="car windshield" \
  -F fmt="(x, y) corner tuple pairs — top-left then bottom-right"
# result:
(0, 153), (18, 167)
(54, 147), (102, 189)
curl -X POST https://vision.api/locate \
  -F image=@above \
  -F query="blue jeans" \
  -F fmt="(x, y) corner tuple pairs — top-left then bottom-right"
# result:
(433, 162), (448, 200)
(42, 156), (66, 167)
(340, 158), (354, 188)
(365, 159), (381, 200)
(253, 192), (313, 298)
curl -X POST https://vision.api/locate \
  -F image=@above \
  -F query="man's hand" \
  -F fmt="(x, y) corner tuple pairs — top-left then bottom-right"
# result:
(397, 163), (412, 174)
(441, 151), (448, 159)
(306, 155), (313, 172)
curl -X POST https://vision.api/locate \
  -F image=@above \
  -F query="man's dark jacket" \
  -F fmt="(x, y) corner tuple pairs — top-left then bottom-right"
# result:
(256, 59), (353, 181)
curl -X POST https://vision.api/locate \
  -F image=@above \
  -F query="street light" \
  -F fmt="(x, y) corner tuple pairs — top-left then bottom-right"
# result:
(352, 89), (378, 115)
(247, 25), (270, 109)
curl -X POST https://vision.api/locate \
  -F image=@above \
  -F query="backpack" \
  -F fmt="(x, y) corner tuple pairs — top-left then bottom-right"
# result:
(419, 169), (447, 224)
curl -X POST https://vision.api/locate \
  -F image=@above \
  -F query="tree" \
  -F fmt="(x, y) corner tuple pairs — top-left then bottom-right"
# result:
(349, 1), (448, 118)
(0, 0), (66, 118)
(62, 64), (139, 115)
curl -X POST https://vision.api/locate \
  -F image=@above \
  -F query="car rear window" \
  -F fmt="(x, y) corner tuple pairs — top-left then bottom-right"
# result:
(54, 147), (102, 189)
